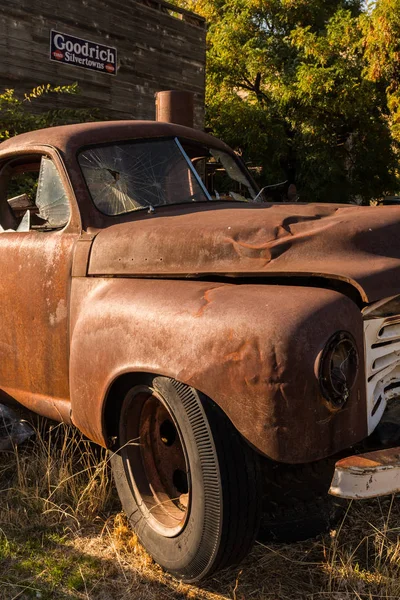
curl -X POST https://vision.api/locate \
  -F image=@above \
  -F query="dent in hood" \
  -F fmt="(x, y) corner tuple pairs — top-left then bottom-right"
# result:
(87, 202), (400, 303)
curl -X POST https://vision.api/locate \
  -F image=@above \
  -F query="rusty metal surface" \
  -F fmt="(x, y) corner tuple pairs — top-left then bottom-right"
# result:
(336, 447), (400, 469)
(139, 390), (189, 526)
(0, 229), (78, 423)
(87, 201), (400, 304)
(69, 278), (367, 463)
(330, 447), (400, 499)
(0, 146), (81, 423)
(0, 121), (232, 157)
(156, 91), (195, 128)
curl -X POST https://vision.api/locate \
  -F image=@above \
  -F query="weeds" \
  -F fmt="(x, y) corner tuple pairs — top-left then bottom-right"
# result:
(0, 418), (113, 529)
(1, 416), (400, 599)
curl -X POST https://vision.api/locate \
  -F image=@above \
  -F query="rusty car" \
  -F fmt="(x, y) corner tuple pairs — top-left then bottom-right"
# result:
(2, 120), (400, 582)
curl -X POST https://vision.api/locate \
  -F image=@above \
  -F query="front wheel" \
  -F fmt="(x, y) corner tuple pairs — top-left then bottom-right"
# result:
(110, 376), (262, 582)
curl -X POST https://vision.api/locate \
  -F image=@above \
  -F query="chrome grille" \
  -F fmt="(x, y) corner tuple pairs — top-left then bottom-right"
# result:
(364, 316), (400, 434)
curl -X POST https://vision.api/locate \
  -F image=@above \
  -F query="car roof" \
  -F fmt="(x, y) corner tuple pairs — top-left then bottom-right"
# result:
(0, 120), (231, 156)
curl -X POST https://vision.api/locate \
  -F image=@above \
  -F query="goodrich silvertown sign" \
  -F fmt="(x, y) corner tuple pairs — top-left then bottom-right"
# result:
(50, 30), (117, 75)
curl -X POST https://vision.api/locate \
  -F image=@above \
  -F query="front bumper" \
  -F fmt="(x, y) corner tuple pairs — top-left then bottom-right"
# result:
(329, 447), (400, 499)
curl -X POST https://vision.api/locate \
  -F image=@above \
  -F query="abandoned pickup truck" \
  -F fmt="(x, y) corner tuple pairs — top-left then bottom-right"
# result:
(2, 121), (400, 582)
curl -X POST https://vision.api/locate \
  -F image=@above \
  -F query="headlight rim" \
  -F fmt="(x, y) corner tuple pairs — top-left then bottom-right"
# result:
(318, 330), (359, 407)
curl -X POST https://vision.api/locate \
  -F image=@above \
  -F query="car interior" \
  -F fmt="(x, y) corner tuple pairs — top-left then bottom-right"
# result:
(0, 155), (70, 232)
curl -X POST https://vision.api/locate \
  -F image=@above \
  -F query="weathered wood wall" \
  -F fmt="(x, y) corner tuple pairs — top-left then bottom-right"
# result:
(0, 0), (206, 127)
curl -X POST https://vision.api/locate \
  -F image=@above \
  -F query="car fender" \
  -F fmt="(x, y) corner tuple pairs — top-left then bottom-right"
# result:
(69, 277), (367, 463)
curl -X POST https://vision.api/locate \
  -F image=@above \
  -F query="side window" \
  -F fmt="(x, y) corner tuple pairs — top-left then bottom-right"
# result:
(0, 156), (70, 232)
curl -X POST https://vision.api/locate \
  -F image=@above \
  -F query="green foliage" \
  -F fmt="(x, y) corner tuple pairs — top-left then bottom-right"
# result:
(0, 82), (97, 141)
(175, 0), (400, 203)
(362, 0), (400, 143)
(0, 531), (102, 598)
(290, 7), (398, 202)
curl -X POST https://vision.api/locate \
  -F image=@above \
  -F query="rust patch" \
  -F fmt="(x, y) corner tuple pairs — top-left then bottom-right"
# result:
(194, 285), (225, 318)
(224, 340), (254, 363)
(336, 447), (400, 470)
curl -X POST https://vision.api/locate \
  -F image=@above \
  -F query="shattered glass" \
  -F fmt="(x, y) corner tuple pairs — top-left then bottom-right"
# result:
(36, 157), (70, 228)
(79, 139), (207, 215)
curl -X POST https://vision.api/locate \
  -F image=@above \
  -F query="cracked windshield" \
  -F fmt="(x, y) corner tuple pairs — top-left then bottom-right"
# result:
(78, 137), (257, 216)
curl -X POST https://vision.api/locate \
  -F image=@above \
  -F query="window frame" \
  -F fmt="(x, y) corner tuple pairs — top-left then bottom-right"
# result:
(76, 136), (257, 218)
(0, 148), (81, 234)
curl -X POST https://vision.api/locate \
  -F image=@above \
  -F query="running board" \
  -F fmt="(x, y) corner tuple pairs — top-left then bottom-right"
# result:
(329, 447), (400, 499)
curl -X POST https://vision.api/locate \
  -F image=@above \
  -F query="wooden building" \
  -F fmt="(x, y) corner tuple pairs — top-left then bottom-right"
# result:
(0, 0), (206, 127)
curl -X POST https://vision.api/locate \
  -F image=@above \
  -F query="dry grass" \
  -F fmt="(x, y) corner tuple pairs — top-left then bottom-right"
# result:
(1, 416), (400, 599)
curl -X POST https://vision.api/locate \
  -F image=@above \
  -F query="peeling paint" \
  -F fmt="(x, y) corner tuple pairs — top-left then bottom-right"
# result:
(50, 299), (68, 326)
(330, 447), (400, 499)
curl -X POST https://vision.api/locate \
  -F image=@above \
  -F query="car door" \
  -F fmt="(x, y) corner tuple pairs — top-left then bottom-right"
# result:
(0, 150), (81, 422)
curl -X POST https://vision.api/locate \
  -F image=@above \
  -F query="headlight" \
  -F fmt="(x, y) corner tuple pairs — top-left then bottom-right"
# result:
(319, 331), (359, 407)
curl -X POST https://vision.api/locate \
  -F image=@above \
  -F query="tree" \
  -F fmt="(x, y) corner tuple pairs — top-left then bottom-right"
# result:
(290, 7), (397, 202)
(0, 83), (96, 141)
(0, 83), (98, 200)
(174, 0), (399, 202)
(362, 0), (400, 143)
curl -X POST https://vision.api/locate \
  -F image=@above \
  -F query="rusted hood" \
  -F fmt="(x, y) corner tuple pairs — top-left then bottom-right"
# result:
(88, 202), (400, 303)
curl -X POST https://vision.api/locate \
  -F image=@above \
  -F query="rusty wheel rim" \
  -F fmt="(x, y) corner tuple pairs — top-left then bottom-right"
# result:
(121, 386), (191, 537)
